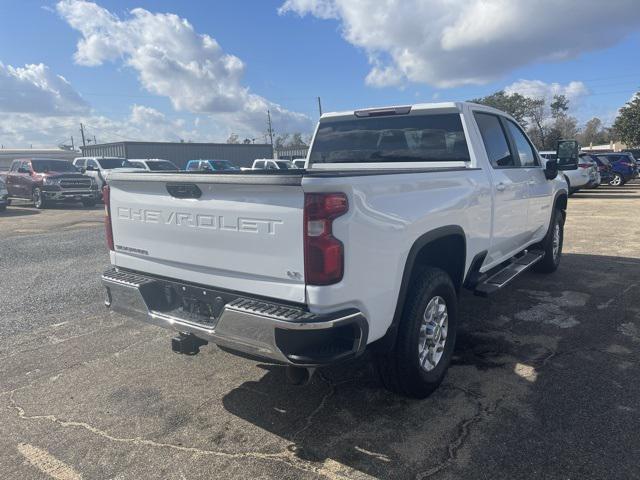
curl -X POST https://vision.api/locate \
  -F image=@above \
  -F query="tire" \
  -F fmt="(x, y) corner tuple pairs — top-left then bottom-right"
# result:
(33, 188), (47, 209)
(376, 267), (458, 399)
(533, 208), (564, 274)
(609, 173), (623, 186)
(82, 199), (96, 207)
(0, 205), (6, 212)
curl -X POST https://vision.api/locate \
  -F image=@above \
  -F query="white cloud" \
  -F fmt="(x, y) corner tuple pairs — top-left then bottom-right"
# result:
(0, 62), (89, 115)
(280, 0), (640, 88)
(505, 80), (589, 103)
(56, 0), (311, 134)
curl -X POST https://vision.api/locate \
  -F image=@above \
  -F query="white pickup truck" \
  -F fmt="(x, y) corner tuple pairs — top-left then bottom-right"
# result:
(101, 102), (568, 398)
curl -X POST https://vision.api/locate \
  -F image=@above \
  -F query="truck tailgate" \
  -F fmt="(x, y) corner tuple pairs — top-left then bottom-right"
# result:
(107, 173), (306, 303)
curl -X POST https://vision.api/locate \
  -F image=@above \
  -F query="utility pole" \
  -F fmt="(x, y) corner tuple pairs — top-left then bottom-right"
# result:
(80, 123), (86, 147)
(267, 109), (274, 154)
(317, 96), (323, 117)
(71, 136), (75, 150)
(93, 135), (97, 145)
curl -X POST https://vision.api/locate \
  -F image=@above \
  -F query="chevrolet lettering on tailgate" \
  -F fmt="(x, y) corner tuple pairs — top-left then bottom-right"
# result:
(117, 207), (283, 235)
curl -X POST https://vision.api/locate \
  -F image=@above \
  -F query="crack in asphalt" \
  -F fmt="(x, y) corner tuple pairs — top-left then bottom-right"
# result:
(415, 387), (500, 480)
(291, 372), (337, 443)
(8, 388), (355, 480)
(0, 321), (127, 362)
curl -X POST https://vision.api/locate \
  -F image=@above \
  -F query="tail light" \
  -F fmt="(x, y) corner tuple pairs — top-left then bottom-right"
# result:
(103, 185), (114, 251)
(304, 193), (348, 285)
(578, 162), (590, 169)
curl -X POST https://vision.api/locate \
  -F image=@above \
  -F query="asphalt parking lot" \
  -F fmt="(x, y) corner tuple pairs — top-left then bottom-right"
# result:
(1, 184), (639, 480)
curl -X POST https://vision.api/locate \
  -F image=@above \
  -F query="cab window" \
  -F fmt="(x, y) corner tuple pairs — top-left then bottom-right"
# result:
(505, 120), (538, 167)
(474, 112), (514, 168)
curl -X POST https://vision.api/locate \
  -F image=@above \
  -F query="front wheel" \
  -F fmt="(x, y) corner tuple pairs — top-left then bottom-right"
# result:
(33, 188), (47, 209)
(533, 208), (564, 273)
(609, 173), (623, 186)
(376, 267), (458, 398)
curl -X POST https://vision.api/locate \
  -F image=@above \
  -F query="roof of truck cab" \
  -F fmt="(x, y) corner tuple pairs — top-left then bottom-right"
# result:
(320, 101), (507, 120)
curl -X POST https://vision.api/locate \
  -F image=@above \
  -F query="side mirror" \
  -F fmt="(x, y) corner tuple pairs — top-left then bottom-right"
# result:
(85, 165), (95, 171)
(543, 158), (558, 180)
(556, 140), (579, 171)
(79, 167), (86, 173)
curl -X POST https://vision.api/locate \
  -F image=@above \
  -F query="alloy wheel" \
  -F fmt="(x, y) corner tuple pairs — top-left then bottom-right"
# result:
(418, 296), (448, 372)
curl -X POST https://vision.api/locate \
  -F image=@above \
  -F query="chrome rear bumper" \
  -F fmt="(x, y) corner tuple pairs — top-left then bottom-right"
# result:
(102, 267), (368, 366)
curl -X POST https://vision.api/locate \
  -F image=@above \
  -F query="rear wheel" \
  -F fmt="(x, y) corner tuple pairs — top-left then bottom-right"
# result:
(33, 188), (47, 209)
(609, 173), (623, 186)
(376, 267), (458, 398)
(533, 208), (564, 273)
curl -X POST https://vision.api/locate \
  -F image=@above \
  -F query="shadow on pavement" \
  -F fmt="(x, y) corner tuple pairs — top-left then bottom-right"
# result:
(0, 207), (41, 217)
(222, 253), (640, 479)
(572, 194), (640, 199)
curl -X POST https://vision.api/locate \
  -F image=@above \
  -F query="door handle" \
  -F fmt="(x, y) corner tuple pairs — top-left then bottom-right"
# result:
(495, 182), (506, 192)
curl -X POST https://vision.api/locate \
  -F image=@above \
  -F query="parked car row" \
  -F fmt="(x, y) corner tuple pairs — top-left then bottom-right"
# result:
(539, 150), (638, 193)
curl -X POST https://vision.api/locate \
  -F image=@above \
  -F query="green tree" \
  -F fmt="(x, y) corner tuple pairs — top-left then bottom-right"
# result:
(470, 90), (532, 126)
(226, 133), (239, 144)
(550, 94), (569, 118)
(288, 132), (308, 148)
(613, 92), (640, 147)
(274, 133), (290, 149)
(577, 117), (613, 146)
(526, 98), (548, 149)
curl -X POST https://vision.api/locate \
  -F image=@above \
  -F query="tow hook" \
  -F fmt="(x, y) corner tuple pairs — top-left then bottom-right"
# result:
(171, 333), (208, 355)
(285, 366), (316, 385)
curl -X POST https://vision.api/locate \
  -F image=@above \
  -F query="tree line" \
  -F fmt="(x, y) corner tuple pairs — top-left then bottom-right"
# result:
(225, 90), (640, 150)
(226, 132), (311, 149)
(471, 90), (640, 150)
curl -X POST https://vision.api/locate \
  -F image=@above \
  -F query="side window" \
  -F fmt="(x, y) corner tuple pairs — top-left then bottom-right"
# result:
(474, 113), (514, 168)
(10, 161), (19, 172)
(266, 161), (277, 170)
(87, 159), (98, 169)
(505, 120), (538, 167)
(75, 159), (86, 168)
(254, 161), (265, 169)
(22, 161), (31, 172)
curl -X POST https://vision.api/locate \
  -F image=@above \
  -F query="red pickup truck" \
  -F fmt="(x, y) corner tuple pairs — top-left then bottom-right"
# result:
(5, 158), (99, 209)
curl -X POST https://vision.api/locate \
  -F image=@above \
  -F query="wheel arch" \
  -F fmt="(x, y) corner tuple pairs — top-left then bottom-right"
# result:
(372, 225), (467, 353)
(554, 190), (568, 212)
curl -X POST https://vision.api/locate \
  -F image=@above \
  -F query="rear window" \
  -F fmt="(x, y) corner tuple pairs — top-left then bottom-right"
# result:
(309, 113), (470, 164)
(32, 160), (77, 173)
(210, 160), (236, 170)
(98, 158), (134, 169)
(275, 161), (293, 169)
(147, 161), (177, 171)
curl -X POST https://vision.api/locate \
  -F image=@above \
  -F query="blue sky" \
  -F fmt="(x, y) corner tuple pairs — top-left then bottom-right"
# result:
(1, 0), (639, 147)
